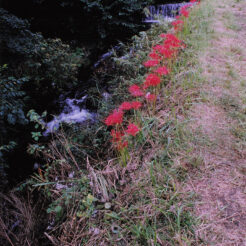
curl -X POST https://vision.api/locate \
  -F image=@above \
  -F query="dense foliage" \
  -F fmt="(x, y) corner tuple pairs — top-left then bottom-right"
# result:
(0, 0), (188, 185)
(0, 65), (28, 186)
(0, 8), (84, 184)
(3, 0), (153, 54)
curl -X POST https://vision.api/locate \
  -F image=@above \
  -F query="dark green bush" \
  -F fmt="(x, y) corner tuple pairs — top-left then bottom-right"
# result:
(22, 38), (85, 95)
(0, 8), (85, 97)
(0, 8), (42, 60)
(0, 9), (86, 186)
(3, 0), (153, 53)
(0, 65), (29, 185)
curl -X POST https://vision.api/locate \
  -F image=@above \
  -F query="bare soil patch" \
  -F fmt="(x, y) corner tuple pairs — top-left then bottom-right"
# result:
(182, 0), (246, 245)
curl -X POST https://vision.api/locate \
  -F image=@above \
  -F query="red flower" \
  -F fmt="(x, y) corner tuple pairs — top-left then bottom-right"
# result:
(105, 110), (124, 126)
(172, 19), (184, 31)
(153, 44), (174, 59)
(110, 129), (124, 143)
(156, 34), (185, 58)
(129, 84), (144, 97)
(143, 59), (159, 68)
(153, 44), (164, 52)
(145, 93), (156, 102)
(180, 6), (189, 18)
(164, 34), (182, 47)
(126, 123), (139, 136)
(149, 51), (161, 60)
(110, 130), (128, 150)
(143, 74), (161, 89)
(131, 101), (142, 110)
(117, 140), (128, 150)
(119, 102), (133, 111)
(155, 66), (169, 76)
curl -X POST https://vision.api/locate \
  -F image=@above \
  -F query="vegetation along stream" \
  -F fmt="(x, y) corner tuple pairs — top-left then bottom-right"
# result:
(0, 0), (205, 245)
(0, 0), (188, 187)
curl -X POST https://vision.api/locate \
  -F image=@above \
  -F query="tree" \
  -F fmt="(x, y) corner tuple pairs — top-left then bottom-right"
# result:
(3, 0), (153, 55)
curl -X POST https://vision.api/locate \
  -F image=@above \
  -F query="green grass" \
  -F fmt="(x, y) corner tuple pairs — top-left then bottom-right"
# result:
(19, 1), (216, 245)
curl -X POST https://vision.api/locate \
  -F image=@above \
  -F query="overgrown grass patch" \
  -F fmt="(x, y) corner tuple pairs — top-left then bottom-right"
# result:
(0, 1), (217, 245)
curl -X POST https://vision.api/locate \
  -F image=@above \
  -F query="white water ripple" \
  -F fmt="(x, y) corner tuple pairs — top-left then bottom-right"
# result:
(44, 96), (96, 135)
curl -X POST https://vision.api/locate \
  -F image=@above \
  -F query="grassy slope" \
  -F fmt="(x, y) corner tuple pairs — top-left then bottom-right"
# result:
(4, 0), (241, 245)
(41, 1), (215, 245)
(180, 0), (246, 244)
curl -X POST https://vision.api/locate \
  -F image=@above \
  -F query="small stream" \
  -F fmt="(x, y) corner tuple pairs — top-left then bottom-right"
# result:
(145, 2), (193, 22)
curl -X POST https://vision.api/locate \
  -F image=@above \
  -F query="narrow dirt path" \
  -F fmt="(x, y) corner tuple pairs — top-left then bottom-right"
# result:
(183, 0), (246, 245)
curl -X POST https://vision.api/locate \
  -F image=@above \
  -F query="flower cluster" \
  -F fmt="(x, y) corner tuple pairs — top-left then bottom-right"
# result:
(180, 5), (189, 18)
(126, 123), (139, 136)
(104, 101), (141, 153)
(129, 84), (144, 97)
(110, 130), (128, 150)
(143, 59), (159, 68)
(143, 74), (161, 89)
(172, 19), (184, 32)
(105, 110), (123, 126)
(119, 101), (142, 111)
(104, 0), (198, 165)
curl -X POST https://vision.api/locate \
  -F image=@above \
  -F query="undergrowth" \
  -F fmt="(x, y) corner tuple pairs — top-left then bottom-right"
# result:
(0, 1), (215, 245)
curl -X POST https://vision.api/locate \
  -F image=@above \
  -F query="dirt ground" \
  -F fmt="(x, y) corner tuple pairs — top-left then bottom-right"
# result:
(183, 0), (246, 245)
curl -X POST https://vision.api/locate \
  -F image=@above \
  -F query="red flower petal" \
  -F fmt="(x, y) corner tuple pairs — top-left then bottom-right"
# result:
(119, 102), (133, 111)
(131, 101), (142, 110)
(143, 74), (161, 89)
(126, 123), (139, 136)
(155, 66), (170, 76)
(129, 84), (144, 97)
(105, 110), (124, 126)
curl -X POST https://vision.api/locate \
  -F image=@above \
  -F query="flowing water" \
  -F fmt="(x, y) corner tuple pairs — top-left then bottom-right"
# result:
(44, 96), (96, 135)
(145, 2), (193, 23)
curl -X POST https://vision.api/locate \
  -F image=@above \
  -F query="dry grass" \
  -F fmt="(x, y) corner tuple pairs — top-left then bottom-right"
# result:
(0, 191), (40, 246)
(178, 0), (246, 245)
(0, 2), (220, 245)
(36, 1), (246, 244)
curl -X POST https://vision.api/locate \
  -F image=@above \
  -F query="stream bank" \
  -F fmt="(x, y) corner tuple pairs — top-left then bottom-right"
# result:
(3, 1), (191, 187)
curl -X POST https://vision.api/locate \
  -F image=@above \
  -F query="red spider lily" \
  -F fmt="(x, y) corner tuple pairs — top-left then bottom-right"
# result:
(110, 129), (124, 143)
(180, 6), (189, 18)
(182, 4), (189, 10)
(155, 66), (169, 76)
(190, 0), (197, 2)
(149, 51), (161, 60)
(161, 45), (174, 59)
(117, 140), (128, 150)
(143, 74), (161, 89)
(105, 110), (124, 126)
(145, 93), (157, 102)
(131, 101), (142, 109)
(164, 34), (182, 47)
(152, 44), (164, 52)
(126, 123), (139, 136)
(119, 102), (133, 111)
(153, 44), (175, 59)
(129, 84), (144, 97)
(110, 130), (128, 150)
(172, 19), (184, 31)
(143, 59), (159, 68)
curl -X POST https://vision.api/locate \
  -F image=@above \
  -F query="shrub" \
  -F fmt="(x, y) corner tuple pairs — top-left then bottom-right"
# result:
(3, 0), (153, 53)
(0, 65), (29, 186)
(0, 8), (85, 97)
